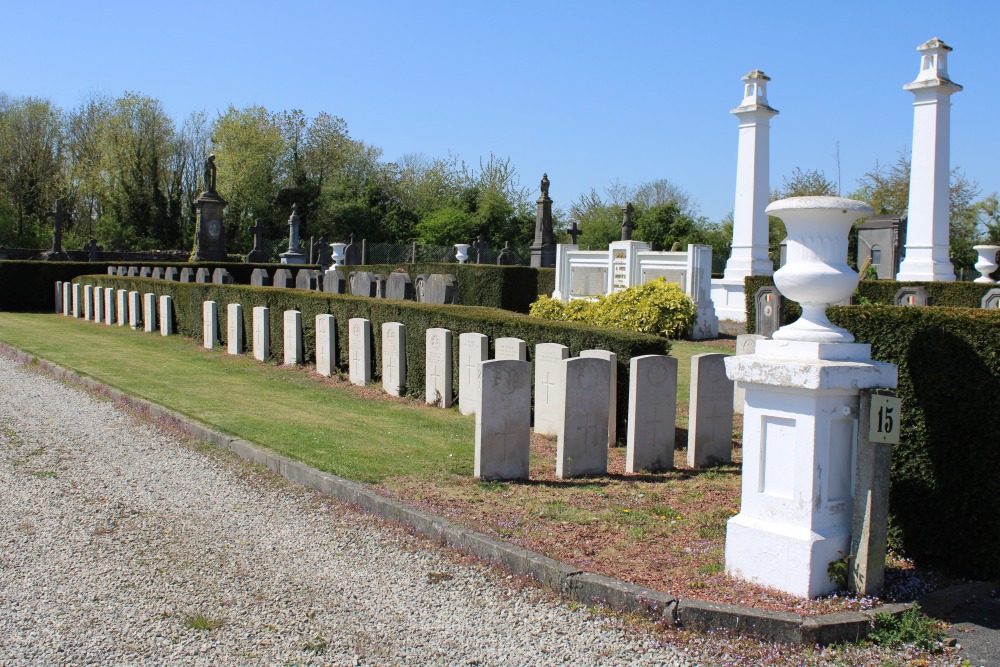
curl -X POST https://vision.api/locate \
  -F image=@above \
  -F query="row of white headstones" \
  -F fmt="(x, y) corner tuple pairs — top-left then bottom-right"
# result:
(57, 280), (737, 481)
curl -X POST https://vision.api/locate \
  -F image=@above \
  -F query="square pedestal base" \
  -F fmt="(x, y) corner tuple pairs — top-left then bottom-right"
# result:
(725, 513), (850, 598)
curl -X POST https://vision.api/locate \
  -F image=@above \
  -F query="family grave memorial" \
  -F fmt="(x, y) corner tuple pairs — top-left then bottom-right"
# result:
(227, 304), (243, 354)
(425, 328), (453, 407)
(252, 307), (270, 361)
(556, 356), (611, 479)
(532, 343), (569, 436)
(894, 286), (931, 306)
(164, 267), (179, 281)
(283, 310), (302, 365)
(315, 314), (336, 377)
(126, 267), (139, 277)
(295, 269), (320, 291)
(191, 154), (228, 262)
(279, 204), (306, 264)
(626, 355), (678, 473)
(349, 271), (379, 297)
(151, 267), (165, 280)
(204, 301), (218, 349)
(179, 268), (196, 283)
(423, 274), (457, 305)
(246, 219), (269, 263)
(754, 286), (781, 337)
(139, 267), (152, 278)
(459, 333), (488, 415)
(382, 322), (406, 396)
(475, 359), (532, 480)
(348, 318), (372, 386)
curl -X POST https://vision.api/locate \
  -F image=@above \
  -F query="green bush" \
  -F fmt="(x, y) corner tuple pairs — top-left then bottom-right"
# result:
(78, 275), (671, 443)
(529, 279), (696, 338)
(829, 304), (1000, 578)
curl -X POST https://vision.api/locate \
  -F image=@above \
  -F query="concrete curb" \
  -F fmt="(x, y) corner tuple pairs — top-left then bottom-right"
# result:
(7, 344), (996, 645)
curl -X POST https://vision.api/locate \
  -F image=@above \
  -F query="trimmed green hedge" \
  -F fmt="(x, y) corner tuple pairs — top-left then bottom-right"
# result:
(345, 262), (552, 313)
(0, 260), (319, 312)
(79, 275), (671, 442)
(744, 275), (998, 334)
(828, 305), (1000, 578)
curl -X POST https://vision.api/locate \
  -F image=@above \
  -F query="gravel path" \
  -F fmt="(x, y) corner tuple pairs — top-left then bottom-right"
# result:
(0, 354), (697, 667)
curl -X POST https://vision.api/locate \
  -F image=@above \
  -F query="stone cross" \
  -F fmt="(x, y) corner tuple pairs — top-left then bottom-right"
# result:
(472, 235), (489, 264)
(568, 221), (583, 245)
(251, 219), (265, 251)
(621, 202), (634, 241)
(496, 242), (514, 266)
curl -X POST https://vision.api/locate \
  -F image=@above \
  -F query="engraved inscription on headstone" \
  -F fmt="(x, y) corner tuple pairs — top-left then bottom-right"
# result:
(252, 306), (270, 361)
(227, 303), (243, 354)
(533, 343), (569, 437)
(315, 314), (336, 377)
(626, 355), (678, 473)
(283, 310), (302, 365)
(569, 267), (608, 297)
(425, 327), (453, 407)
(494, 337), (527, 361)
(348, 318), (372, 386)
(382, 322), (406, 397)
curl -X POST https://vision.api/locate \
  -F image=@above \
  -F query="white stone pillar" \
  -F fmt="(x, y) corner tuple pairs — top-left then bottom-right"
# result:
(724, 70), (778, 282)
(724, 197), (897, 599)
(896, 38), (962, 283)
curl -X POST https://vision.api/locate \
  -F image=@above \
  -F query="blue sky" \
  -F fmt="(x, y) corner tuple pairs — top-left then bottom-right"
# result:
(3, 0), (996, 223)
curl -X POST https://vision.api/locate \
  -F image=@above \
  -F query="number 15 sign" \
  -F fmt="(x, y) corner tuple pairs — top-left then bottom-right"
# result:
(867, 392), (902, 445)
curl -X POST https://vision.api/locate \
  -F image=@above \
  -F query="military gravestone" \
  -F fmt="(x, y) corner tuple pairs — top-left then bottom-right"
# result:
(385, 272), (414, 300)
(754, 285), (781, 337)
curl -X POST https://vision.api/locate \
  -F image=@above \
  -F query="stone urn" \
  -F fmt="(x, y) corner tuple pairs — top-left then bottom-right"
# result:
(765, 196), (873, 343)
(330, 243), (347, 267)
(454, 243), (471, 265)
(973, 245), (999, 283)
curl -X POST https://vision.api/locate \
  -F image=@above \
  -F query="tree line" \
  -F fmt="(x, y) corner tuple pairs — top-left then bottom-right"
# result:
(0, 91), (995, 274)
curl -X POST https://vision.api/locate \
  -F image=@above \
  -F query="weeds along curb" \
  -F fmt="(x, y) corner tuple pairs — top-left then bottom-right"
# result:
(4, 342), (996, 645)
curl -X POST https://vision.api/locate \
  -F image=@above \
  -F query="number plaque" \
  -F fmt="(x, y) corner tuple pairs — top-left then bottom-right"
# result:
(867, 393), (901, 445)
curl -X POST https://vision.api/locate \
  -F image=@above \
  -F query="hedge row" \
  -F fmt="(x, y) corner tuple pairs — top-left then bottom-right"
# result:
(828, 305), (1000, 578)
(77, 275), (671, 442)
(1, 261), (319, 312)
(343, 262), (556, 313)
(744, 275), (998, 334)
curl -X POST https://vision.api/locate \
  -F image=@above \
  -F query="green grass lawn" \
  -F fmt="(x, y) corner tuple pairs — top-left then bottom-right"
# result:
(0, 312), (732, 483)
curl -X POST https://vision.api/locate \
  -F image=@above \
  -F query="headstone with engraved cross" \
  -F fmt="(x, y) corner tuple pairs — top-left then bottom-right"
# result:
(283, 310), (302, 365)
(556, 356), (611, 479)
(348, 318), (371, 386)
(532, 343), (569, 437)
(425, 328), (453, 407)
(246, 219), (269, 263)
(475, 359), (532, 480)
(382, 322), (406, 396)
(227, 304), (243, 355)
(252, 306), (270, 362)
(315, 314), (336, 377)
(626, 355), (678, 473)
(687, 353), (734, 467)
(459, 332), (488, 416)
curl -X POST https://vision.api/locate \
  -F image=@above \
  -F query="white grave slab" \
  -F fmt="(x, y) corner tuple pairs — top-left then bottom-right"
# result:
(687, 353), (735, 467)
(93, 286), (104, 323)
(128, 291), (141, 329)
(425, 328), (453, 407)
(143, 293), (156, 333)
(348, 318), (372, 386)
(556, 356), (611, 479)
(252, 306), (270, 361)
(626, 355), (678, 473)
(382, 322), (406, 396)
(116, 290), (127, 326)
(532, 343), (569, 436)
(62, 283), (71, 316)
(283, 310), (302, 365)
(494, 337), (527, 361)
(104, 288), (115, 325)
(475, 359), (531, 480)
(72, 283), (81, 318)
(316, 314), (336, 377)
(227, 304), (243, 354)
(459, 332), (488, 415)
(580, 349), (617, 446)
(83, 284), (93, 321)
(159, 296), (173, 336)
(203, 301), (218, 348)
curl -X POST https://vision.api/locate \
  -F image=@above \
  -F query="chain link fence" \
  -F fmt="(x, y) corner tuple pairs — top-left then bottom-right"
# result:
(360, 241), (532, 266)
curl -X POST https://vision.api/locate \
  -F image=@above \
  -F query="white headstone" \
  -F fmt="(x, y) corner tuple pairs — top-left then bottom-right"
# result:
(348, 318), (372, 386)
(283, 310), (302, 365)
(382, 322), (406, 396)
(116, 289), (127, 326)
(128, 291), (141, 329)
(93, 286), (104, 323)
(459, 332), (488, 415)
(580, 349), (617, 447)
(252, 306), (270, 361)
(159, 295), (173, 336)
(626, 355), (678, 473)
(227, 304), (243, 355)
(104, 287), (115, 325)
(72, 283), (81, 318)
(55, 281), (63, 313)
(734, 334), (766, 414)
(687, 353), (735, 467)
(62, 283), (71, 316)
(425, 328), (453, 407)
(83, 284), (94, 321)
(533, 343), (569, 437)
(494, 337), (527, 361)
(203, 301), (218, 349)
(316, 314), (336, 377)
(143, 293), (157, 333)
(556, 356), (611, 479)
(475, 359), (531, 480)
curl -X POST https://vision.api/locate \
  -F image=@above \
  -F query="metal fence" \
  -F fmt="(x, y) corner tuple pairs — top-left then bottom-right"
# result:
(360, 241), (533, 266)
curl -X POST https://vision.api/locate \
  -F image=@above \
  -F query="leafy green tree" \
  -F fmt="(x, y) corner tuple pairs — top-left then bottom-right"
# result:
(770, 167), (839, 262)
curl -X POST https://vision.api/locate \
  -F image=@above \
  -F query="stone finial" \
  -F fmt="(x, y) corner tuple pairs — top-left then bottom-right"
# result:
(910, 37), (960, 88)
(739, 69), (773, 107)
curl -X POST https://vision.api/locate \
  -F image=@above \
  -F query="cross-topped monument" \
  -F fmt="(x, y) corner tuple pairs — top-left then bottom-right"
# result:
(567, 221), (583, 245)
(41, 199), (70, 261)
(246, 219), (269, 263)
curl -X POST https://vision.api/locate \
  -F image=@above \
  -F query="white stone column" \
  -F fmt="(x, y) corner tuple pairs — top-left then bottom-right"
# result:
(896, 38), (962, 283)
(724, 70), (778, 282)
(724, 197), (897, 599)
